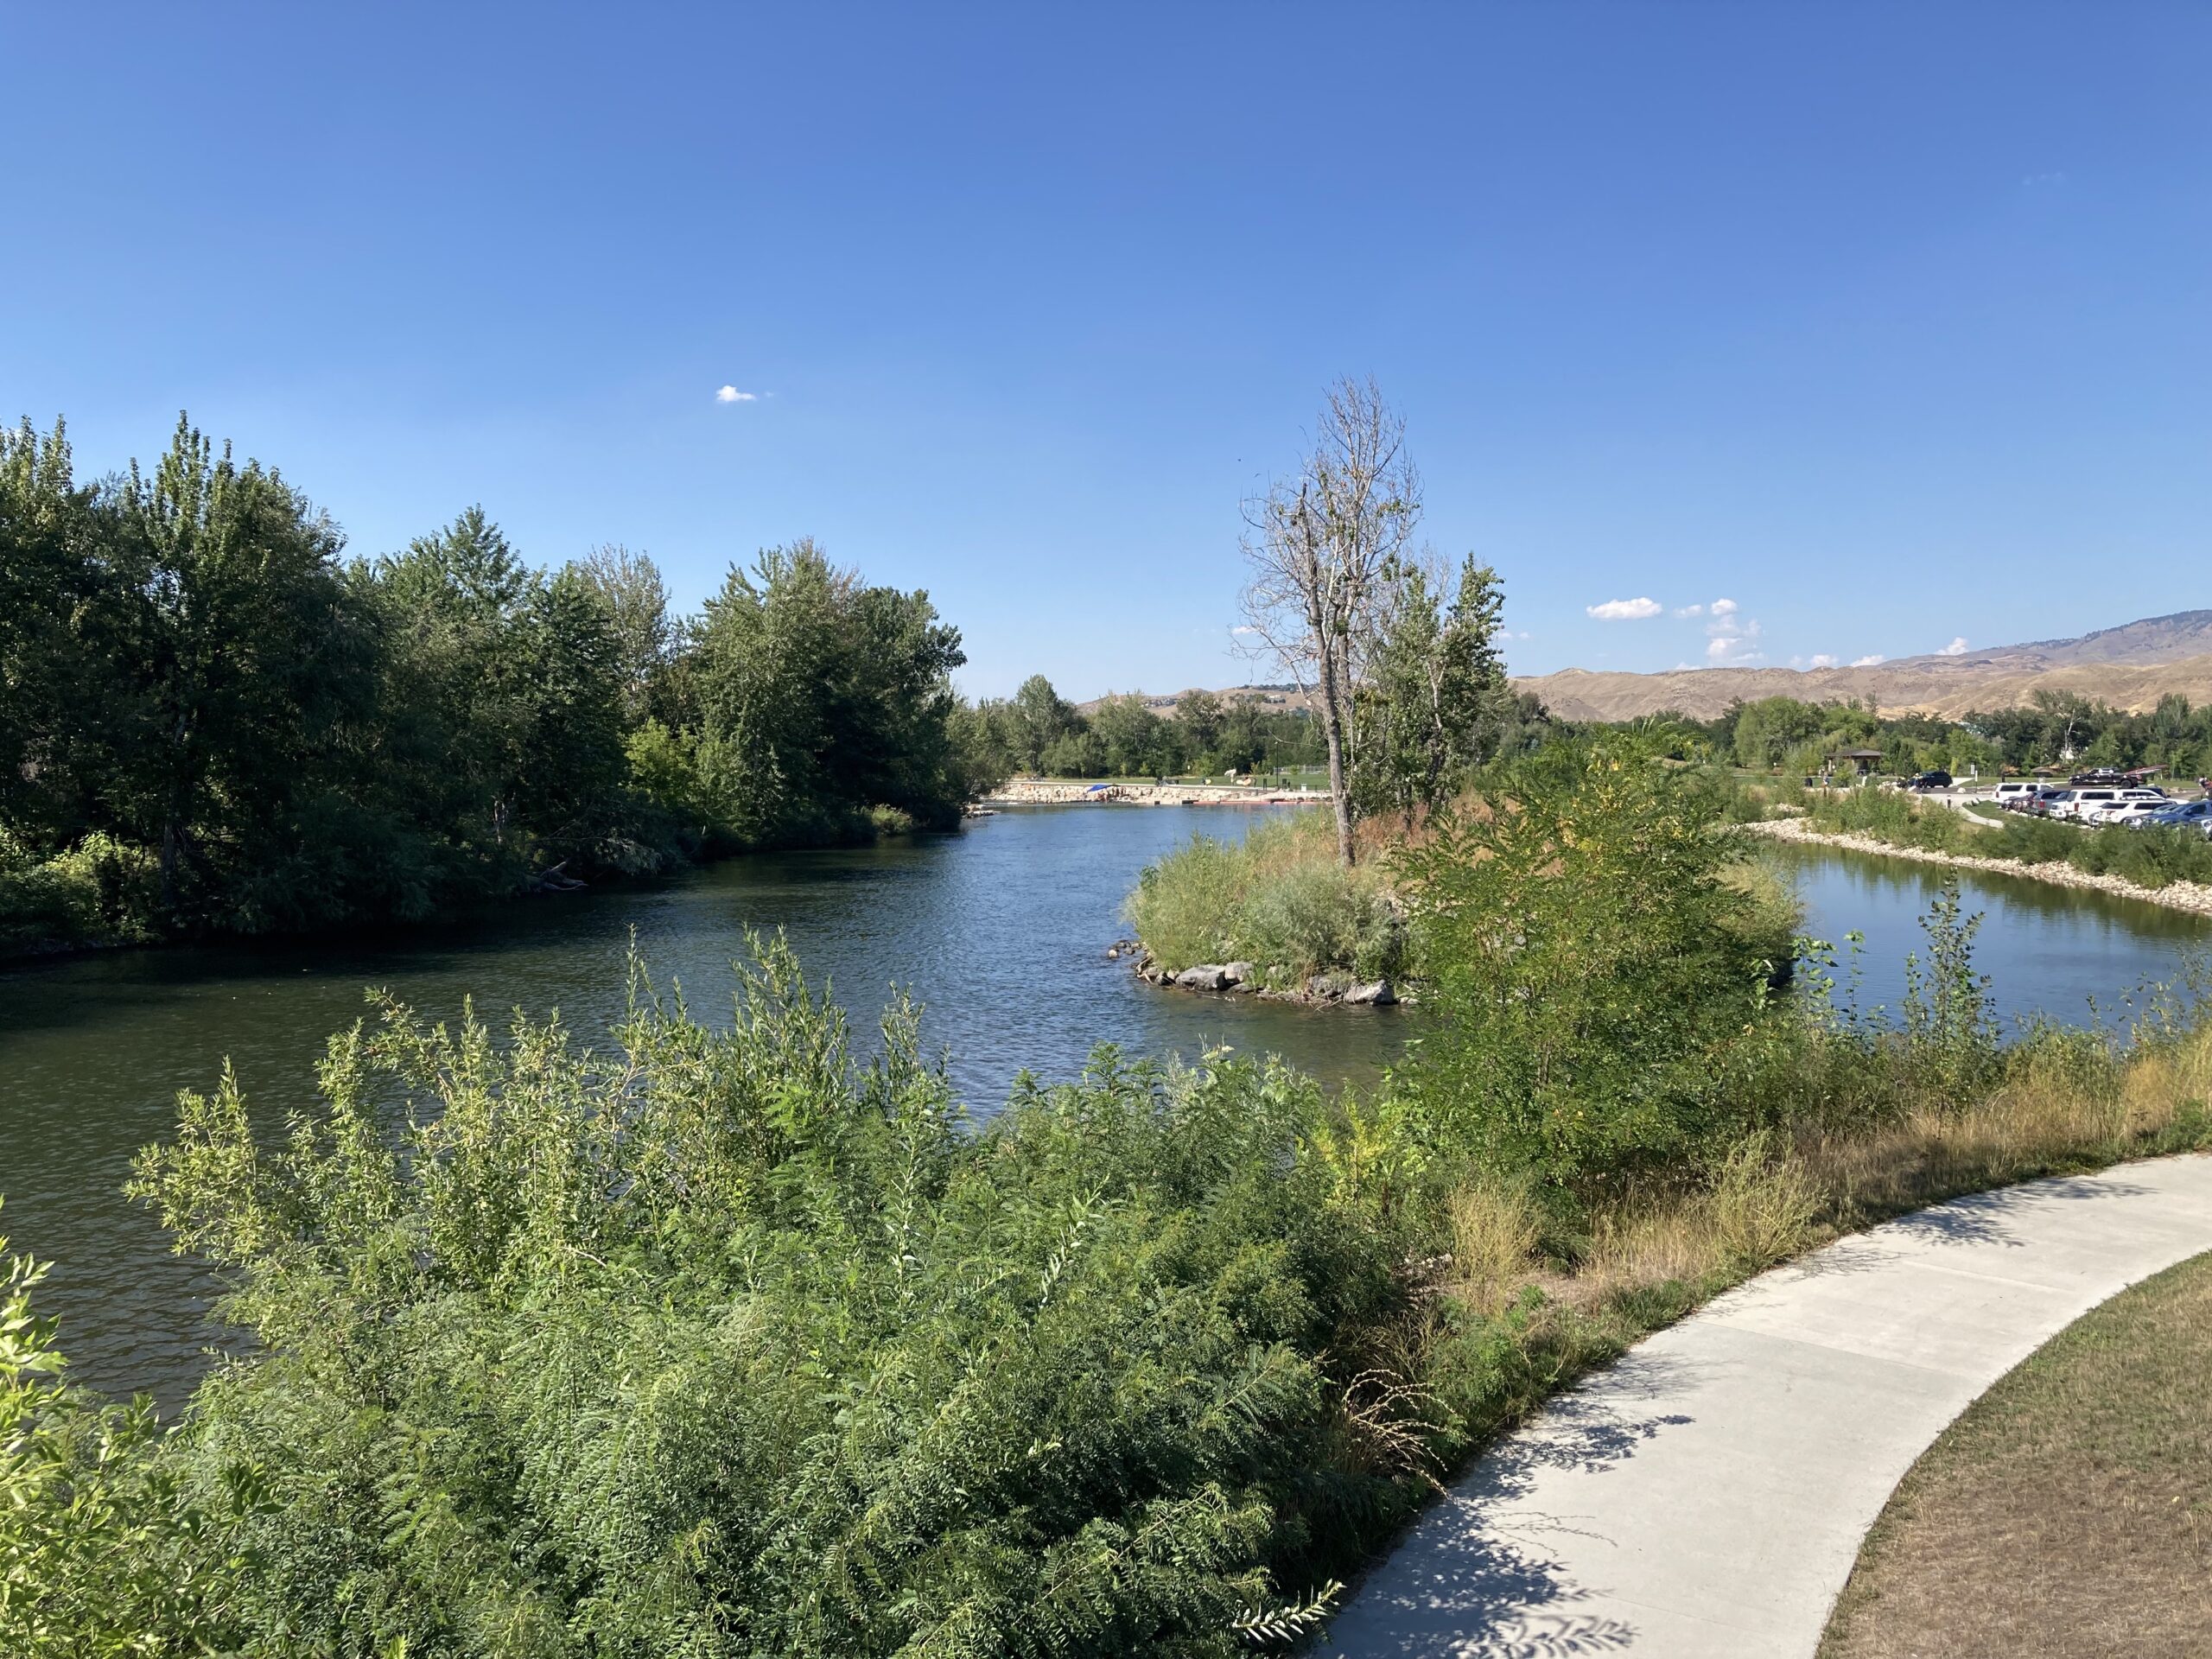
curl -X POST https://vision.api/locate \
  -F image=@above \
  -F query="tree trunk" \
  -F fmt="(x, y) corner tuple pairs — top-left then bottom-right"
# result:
(1316, 645), (1355, 867)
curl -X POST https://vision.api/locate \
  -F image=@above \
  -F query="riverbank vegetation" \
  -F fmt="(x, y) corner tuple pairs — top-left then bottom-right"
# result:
(1789, 781), (2212, 892)
(8, 724), (2212, 1655)
(959, 674), (1330, 781)
(1124, 810), (1413, 988)
(1126, 742), (1799, 997)
(0, 416), (994, 958)
(1675, 688), (2212, 783)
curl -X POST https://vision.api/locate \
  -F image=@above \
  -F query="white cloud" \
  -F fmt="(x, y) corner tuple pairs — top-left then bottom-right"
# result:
(1230, 624), (1260, 635)
(1807, 654), (1839, 669)
(715, 385), (759, 404)
(1586, 596), (1662, 620)
(1702, 605), (1762, 664)
(1851, 653), (1885, 667)
(1937, 635), (1968, 657)
(1674, 603), (1704, 618)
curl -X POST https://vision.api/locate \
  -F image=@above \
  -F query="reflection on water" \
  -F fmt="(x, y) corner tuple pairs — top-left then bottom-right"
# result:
(1775, 842), (2207, 1030)
(0, 804), (1398, 1403)
(2, 812), (2202, 1406)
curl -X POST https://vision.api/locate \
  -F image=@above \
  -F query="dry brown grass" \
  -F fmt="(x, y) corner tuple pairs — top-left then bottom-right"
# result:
(1819, 1248), (2212, 1659)
(1438, 1023), (2212, 1343)
(1443, 1175), (1542, 1316)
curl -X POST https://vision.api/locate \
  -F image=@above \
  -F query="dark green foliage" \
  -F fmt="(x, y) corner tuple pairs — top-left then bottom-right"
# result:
(1395, 737), (1782, 1185)
(687, 540), (969, 845)
(0, 416), (985, 957)
(98, 942), (1425, 1656)
(1351, 557), (1514, 829)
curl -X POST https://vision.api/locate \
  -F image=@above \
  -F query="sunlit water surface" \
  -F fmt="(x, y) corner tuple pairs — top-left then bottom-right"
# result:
(1, 808), (2201, 1404)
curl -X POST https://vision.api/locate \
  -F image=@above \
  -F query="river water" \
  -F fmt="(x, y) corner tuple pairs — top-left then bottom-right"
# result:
(1, 805), (2202, 1405)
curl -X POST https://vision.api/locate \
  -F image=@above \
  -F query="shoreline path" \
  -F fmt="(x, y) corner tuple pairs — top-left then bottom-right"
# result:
(1324, 1153), (2212, 1657)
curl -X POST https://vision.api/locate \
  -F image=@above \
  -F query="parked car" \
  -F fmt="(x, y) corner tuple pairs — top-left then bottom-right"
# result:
(2053, 788), (2121, 821)
(2077, 787), (2171, 825)
(2069, 768), (2133, 787)
(1993, 782), (2041, 809)
(2138, 799), (2212, 835)
(2024, 788), (2075, 817)
(2092, 800), (2171, 828)
(1904, 770), (1953, 791)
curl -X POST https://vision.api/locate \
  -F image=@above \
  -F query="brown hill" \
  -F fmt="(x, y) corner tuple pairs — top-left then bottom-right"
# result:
(1513, 612), (2212, 722)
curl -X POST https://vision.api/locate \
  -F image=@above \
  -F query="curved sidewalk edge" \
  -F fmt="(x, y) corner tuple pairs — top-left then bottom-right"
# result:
(1324, 1153), (2212, 1658)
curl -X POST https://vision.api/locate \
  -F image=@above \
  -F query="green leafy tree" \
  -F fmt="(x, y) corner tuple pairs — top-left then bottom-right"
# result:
(0, 419), (104, 849)
(1013, 673), (1080, 772)
(1396, 735), (1781, 1187)
(688, 539), (969, 843)
(575, 543), (675, 725)
(103, 418), (378, 925)
(1352, 557), (1510, 829)
(1177, 689), (1225, 765)
(1091, 694), (1185, 777)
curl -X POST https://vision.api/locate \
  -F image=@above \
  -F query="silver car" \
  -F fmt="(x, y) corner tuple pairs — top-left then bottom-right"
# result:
(2137, 798), (2212, 837)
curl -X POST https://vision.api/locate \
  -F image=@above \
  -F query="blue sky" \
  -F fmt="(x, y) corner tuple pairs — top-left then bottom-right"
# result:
(5, 4), (2207, 697)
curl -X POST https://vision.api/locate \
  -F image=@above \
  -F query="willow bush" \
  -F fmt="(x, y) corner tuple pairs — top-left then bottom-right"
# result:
(8, 941), (1442, 1658)
(1394, 738), (1796, 1189)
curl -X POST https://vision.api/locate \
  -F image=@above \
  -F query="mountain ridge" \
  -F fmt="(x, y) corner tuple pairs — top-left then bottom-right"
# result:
(1514, 611), (2212, 721)
(1088, 613), (2212, 724)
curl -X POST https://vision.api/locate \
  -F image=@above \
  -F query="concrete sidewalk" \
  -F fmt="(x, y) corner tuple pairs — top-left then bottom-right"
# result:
(1325, 1154), (2212, 1657)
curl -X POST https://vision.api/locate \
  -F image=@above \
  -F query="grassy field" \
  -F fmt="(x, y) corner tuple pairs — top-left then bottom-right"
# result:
(1820, 1248), (2212, 1658)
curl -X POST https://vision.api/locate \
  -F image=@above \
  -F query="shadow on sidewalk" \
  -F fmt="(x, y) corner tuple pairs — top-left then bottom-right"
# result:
(1325, 1354), (1696, 1656)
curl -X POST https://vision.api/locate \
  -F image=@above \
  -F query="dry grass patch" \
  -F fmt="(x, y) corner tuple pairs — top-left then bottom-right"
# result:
(1819, 1249), (2212, 1659)
(1433, 1024), (2212, 1395)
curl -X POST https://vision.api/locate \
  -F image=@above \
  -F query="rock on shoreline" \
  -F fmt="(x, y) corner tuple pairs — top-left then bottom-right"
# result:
(1128, 950), (1405, 1007)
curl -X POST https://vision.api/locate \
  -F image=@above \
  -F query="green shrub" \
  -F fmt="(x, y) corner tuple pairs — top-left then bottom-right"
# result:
(1124, 814), (1409, 986)
(1, 1205), (264, 1655)
(1236, 861), (1406, 984)
(0, 832), (159, 953)
(1804, 785), (1971, 852)
(105, 942), (1432, 1657)
(1395, 736), (1785, 1189)
(865, 803), (918, 836)
(1125, 832), (1248, 969)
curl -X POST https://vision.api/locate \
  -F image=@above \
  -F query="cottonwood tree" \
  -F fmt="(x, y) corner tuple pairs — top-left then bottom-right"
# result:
(1354, 556), (1511, 830)
(1239, 378), (1422, 864)
(577, 543), (674, 724)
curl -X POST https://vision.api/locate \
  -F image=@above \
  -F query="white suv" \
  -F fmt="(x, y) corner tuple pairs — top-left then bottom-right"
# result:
(2077, 788), (2170, 825)
(2056, 788), (2120, 821)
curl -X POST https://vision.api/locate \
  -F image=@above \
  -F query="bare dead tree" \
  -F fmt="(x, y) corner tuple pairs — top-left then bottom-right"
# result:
(1238, 377), (1422, 864)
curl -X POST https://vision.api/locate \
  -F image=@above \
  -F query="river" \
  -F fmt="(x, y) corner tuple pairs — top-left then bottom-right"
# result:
(1, 805), (2202, 1406)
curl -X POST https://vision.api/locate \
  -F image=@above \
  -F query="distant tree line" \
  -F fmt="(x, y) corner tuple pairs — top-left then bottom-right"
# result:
(1656, 688), (2212, 780)
(957, 677), (1330, 781)
(0, 416), (986, 954)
